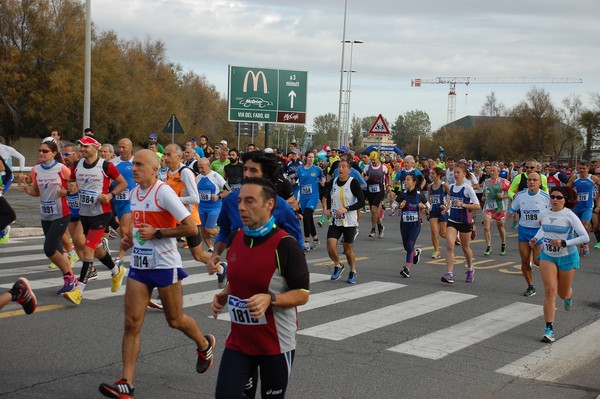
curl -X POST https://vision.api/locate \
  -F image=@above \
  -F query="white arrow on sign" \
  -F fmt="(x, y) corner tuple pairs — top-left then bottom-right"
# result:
(288, 90), (296, 109)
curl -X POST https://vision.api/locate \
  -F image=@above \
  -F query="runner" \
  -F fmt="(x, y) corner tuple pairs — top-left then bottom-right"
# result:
(63, 136), (127, 305)
(395, 174), (429, 278)
(111, 139), (136, 265)
(210, 177), (309, 398)
(0, 278), (37, 314)
(223, 148), (243, 192)
(99, 149), (215, 399)
(61, 143), (86, 267)
(18, 139), (77, 295)
(440, 162), (480, 284)
(0, 155), (16, 244)
(326, 159), (365, 284)
(297, 151), (325, 251)
(364, 151), (388, 239)
(482, 164), (511, 256)
(566, 160), (599, 255)
(507, 172), (550, 297)
(196, 157), (228, 254)
(427, 167), (448, 259)
(529, 186), (588, 342)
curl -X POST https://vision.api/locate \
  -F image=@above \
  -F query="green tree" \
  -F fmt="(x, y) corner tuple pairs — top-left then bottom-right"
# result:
(577, 110), (600, 160)
(391, 110), (431, 149)
(311, 113), (338, 149)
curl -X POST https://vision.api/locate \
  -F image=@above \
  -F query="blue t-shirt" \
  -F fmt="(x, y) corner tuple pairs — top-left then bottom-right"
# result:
(297, 165), (324, 200)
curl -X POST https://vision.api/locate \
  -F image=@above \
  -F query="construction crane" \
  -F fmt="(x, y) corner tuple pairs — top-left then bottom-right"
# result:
(411, 77), (583, 123)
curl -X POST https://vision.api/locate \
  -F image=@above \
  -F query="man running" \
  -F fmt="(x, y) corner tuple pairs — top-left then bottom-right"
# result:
(111, 139), (136, 264)
(482, 164), (511, 256)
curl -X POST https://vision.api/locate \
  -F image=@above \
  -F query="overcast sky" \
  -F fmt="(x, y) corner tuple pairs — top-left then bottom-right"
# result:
(91, 0), (600, 133)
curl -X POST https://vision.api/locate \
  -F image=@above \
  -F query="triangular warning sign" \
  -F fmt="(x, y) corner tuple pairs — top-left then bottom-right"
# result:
(368, 114), (391, 135)
(162, 114), (185, 134)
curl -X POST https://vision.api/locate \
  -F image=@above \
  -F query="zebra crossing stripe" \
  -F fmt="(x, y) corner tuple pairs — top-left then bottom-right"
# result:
(387, 302), (542, 359)
(215, 281), (405, 322)
(298, 291), (476, 341)
(496, 319), (600, 382)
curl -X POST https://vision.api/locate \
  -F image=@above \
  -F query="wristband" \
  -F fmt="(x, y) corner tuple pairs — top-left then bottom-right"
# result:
(270, 293), (277, 306)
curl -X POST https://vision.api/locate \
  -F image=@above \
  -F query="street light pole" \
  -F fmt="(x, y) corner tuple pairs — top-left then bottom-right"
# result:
(83, 0), (91, 136)
(336, 0), (348, 149)
(344, 40), (363, 148)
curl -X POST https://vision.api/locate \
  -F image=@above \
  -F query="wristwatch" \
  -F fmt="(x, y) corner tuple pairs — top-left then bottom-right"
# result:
(270, 293), (277, 306)
(154, 230), (163, 240)
(561, 240), (567, 248)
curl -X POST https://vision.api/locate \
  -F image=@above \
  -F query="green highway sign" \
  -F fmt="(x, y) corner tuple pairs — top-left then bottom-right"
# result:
(228, 65), (307, 124)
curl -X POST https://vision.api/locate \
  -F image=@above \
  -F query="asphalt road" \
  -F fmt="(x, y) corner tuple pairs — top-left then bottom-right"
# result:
(1, 194), (600, 398)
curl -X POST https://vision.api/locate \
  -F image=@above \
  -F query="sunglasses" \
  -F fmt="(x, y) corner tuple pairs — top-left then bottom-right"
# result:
(62, 152), (75, 157)
(550, 195), (565, 200)
(526, 166), (536, 169)
(39, 149), (52, 154)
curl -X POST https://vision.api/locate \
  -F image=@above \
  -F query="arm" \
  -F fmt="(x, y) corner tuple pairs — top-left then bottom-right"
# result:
(508, 174), (521, 199)
(566, 211), (590, 247)
(179, 168), (199, 205)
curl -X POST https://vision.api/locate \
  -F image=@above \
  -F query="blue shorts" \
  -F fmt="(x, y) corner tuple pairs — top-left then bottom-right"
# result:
(127, 267), (188, 290)
(539, 251), (580, 271)
(429, 210), (448, 222)
(300, 197), (319, 211)
(113, 201), (131, 219)
(199, 208), (220, 229)
(518, 226), (540, 242)
(573, 206), (593, 223)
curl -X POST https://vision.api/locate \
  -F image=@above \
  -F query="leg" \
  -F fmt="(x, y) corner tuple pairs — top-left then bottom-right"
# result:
(483, 214), (492, 247)
(118, 212), (132, 259)
(519, 241), (534, 286)
(497, 220), (506, 245)
(327, 238), (339, 265)
(445, 226), (458, 273)
(343, 243), (356, 272)
(557, 269), (576, 300)
(0, 291), (12, 309)
(121, 279), (151, 383)
(259, 351), (295, 399)
(460, 231), (474, 268)
(430, 218), (440, 253)
(539, 260), (558, 324)
(215, 348), (256, 399)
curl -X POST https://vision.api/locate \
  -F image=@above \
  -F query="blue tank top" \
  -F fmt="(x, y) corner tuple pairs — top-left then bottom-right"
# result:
(429, 183), (446, 213)
(449, 185), (472, 224)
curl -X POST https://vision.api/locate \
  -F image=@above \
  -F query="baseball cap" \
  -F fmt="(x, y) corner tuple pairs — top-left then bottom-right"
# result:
(220, 140), (228, 146)
(549, 161), (559, 168)
(77, 136), (101, 148)
(292, 148), (300, 155)
(264, 147), (274, 154)
(149, 133), (158, 139)
(42, 137), (57, 144)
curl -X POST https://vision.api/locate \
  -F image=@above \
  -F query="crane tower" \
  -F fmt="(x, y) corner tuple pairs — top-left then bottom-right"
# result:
(411, 77), (583, 123)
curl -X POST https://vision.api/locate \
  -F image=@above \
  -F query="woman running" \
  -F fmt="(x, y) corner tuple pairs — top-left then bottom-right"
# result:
(297, 151), (325, 250)
(440, 163), (481, 284)
(19, 139), (77, 294)
(395, 174), (429, 277)
(428, 167), (448, 259)
(0, 155), (16, 244)
(529, 186), (588, 342)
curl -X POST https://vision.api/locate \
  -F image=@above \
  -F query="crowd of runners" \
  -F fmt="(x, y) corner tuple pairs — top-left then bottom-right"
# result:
(1, 131), (598, 397)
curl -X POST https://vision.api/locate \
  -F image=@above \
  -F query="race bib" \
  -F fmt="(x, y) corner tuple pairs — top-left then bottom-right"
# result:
(199, 190), (211, 201)
(230, 183), (241, 192)
(522, 209), (540, 221)
(114, 189), (130, 201)
(485, 200), (498, 210)
(578, 192), (589, 202)
(430, 195), (441, 205)
(79, 189), (98, 205)
(301, 184), (313, 195)
(66, 195), (79, 209)
(332, 209), (345, 220)
(402, 210), (419, 223)
(40, 200), (58, 215)
(228, 294), (267, 325)
(132, 247), (154, 269)
(368, 184), (381, 193)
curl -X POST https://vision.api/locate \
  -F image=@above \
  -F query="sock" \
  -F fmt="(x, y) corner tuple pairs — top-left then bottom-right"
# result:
(320, 215), (325, 222)
(99, 253), (116, 270)
(595, 231), (600, 242)
(80, 260), (93, 283)
(546, 322), (553, 330)
(78, 281), (87, 293)
(9, 287), (19, 301)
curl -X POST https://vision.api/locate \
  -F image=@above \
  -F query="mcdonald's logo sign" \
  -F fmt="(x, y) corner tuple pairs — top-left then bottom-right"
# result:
(243, 70), (268, 94)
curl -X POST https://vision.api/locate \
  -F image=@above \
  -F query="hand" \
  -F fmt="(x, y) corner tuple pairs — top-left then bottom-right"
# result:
(246, 293), (271, 320)
(212, 194), (219, 201)
(121, 234), (133, 251)
(336, 207), (347, 215)
(57, 187), (67, 197)
(99, 193), (112, 204)
(68, 181), (77, 194)
(207, 254), (221, 275)
(529, 238), (538, 248)
(325, 209), (332, 217)
(137, 223), (157, 241)
(211, 291), (228, 318)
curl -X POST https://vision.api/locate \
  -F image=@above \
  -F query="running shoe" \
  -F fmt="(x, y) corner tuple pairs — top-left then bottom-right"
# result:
(413, 248), (421, 265)
(431, 250), (441, 259)
(522, 286), (536, 297)
(310, 240), (319, 250)
(594, 242), (600, 249)
(484, 246), (492, 256)
(441, 272), (454, 284)
(99, 378), (135, 399)
(540, 327), (555, 343)
(57, 274), (78, 295)
(12, 277), (37, 314)
(465, 268), (475, 283)
(368, 229), (376, 238)
(331, 264), (345, 281)
(101, 236), (111, 256)
(197, 334), (215, 373)
(0, 225), (10, 244)
(582, 244), (589, 256)
(208, 247), (214, 253)
(147, 298), (163, 311)
(400, 266), (410, 278)
(378, 225), (385, 239)
(347, 271), (357, 284)
(108, 227), (118, 239)
(114, 257), (124, 268)
(511, 220), (518, 229)
(455, 236), (461, 246)
(49, 262), (58, 269)
(564, 296), (573, 311)
(86, 267), (99, 281)
(182, 242), (189, 249)
(63, 287), (82, 305)
(68, 251), (79, 266)
(111, 265), (126, 293)
(500, 244), (507, 256)
(304, 242), (311, 252)
(470, 226), (477, 240)
(317, 219), (324, 227)
(216, 262), (228, 289)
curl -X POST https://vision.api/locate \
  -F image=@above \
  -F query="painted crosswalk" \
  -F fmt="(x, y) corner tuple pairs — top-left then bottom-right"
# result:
(2, 238), (600, 388)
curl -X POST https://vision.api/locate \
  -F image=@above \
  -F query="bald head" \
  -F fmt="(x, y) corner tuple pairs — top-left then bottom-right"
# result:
(198, 157), (210, 175)
(133, 149), (160, 188)
(118, 138), (133, 158)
